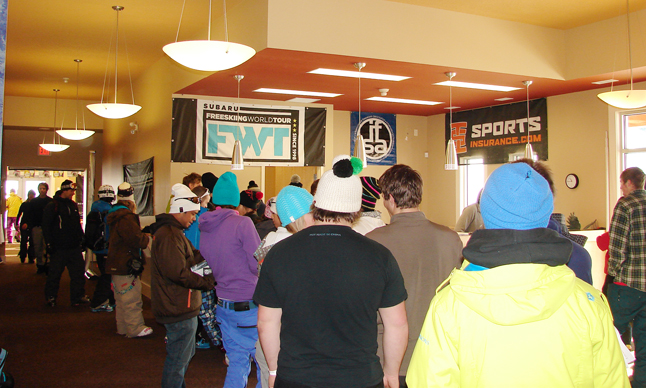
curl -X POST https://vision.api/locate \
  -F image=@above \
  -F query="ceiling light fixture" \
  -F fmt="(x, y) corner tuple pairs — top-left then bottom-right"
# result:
(286, 98), (320, 103)
(57, 59), (95, 140)
(444, 72), (458, 171)
(163, 0), (255, 72)
(308, 68), (410, 81)
(87, 6), (141, 119)
(435, 80), (520, 92)
(40, 89), (70, 152)
(523, 81), (535, 160)
(254, 88), (342, 98)
(592, 79), (620, 85)
(352, 63), (368, 168)
(231, 75), (244, 170)
(365, 96), (442, 105)
(597, 0), (646, 109)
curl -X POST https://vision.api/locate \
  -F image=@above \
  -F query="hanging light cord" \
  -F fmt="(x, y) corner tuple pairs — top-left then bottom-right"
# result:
(626, 0), (634, 91)
(526, 82), (530, 145)
(75, 61), (80, 130)
(114, 7), (120, 104)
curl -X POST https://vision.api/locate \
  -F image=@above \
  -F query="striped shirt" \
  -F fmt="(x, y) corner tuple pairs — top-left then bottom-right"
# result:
(608, 189), (646, 292)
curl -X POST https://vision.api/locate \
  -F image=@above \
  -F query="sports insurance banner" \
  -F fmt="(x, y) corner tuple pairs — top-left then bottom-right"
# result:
(445, 98), (548, 164)
(171, 97), (326, 167)
(350, 112), (397, 166)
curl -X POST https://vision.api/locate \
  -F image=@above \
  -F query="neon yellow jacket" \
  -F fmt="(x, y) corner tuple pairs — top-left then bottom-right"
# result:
(407, 261), (630, 388)
(6, 193), (23, 218)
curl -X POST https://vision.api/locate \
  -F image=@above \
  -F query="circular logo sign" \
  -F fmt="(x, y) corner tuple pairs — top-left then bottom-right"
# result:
(357, 116), (394, 162)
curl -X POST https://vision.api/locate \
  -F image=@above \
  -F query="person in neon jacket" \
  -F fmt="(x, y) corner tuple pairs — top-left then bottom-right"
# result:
(407, 162), (629, 388)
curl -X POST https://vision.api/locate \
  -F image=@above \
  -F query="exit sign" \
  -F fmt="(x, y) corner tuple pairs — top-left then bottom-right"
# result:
(38, 146), (50, 156)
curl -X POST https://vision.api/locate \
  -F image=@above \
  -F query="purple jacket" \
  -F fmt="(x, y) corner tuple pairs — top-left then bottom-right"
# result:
(199, 208), (261, 301)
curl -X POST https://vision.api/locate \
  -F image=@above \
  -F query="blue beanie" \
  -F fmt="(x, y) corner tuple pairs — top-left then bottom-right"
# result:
(480, 163), (553, 230)
(276, 186), (313, 227)
(212, 172), (240, 207)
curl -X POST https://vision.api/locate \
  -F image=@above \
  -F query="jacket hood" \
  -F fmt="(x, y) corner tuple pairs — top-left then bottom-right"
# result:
(452, 228), (575, 326)
(198, 208), (238, 233)
(106, 205), (131, 226)
(149, 213), (184, 234)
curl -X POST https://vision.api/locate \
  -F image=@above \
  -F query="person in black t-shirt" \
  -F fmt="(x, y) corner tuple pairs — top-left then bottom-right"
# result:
(254, 155), (408, 388)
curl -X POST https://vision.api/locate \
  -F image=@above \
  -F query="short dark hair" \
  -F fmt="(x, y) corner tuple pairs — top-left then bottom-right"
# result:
(621, 167), (645, 189)
(38, 182), (49, 191)
(378, 165), (422, 209)
(311, 205), (359, 224)
(512, 158), (555, 194)
(182, 173), (202, 187)
(310, 179), (320, 196)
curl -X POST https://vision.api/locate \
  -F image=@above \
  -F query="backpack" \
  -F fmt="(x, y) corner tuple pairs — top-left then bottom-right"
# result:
(85, 209), (110, 252)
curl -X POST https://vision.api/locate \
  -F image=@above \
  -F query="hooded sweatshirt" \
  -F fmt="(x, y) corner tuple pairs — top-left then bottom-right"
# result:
(407, 228), (629, 388)
(105, 205), (149, 275)
(199, 208), (261, 301)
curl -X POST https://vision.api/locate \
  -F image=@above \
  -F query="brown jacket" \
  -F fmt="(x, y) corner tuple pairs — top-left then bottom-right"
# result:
(105, 206), (149, 275)
(150, 213), (215, 324)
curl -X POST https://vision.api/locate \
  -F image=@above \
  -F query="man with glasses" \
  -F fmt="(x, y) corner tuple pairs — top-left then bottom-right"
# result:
(42, 180), (87, 307)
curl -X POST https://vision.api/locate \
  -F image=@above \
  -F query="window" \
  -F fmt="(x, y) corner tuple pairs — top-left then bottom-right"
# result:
(460, 158), (484, 211)
(621, 113), (646, 170)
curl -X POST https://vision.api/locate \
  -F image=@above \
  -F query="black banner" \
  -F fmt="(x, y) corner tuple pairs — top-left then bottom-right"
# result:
(123, 157), (154, 216)
(445, 98), (548, 165)
(171, 97), (326, 166)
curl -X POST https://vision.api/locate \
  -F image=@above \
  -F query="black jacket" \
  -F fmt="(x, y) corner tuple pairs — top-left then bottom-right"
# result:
(42, 196), (84, 249)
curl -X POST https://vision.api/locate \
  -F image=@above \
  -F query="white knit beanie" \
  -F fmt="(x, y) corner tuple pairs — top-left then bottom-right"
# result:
(170, 183), (201, 214)
(313, 155), (363, 213)
(117, 182), (134, 202)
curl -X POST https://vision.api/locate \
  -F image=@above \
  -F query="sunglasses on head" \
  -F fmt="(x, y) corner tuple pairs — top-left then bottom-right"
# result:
(174, 196), (200, 204)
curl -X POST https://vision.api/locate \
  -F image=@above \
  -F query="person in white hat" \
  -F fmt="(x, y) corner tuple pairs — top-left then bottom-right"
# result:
(150, 183), (215, 388)
(86, 184), (116, 312)
(255, 155), (408, 388)
(105, 182), (153, 338)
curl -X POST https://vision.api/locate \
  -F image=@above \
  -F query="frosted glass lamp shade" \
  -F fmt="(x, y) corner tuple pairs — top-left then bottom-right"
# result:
(445, 139), (458, 170)
(56, 129), (95, 140)
(598, 90), (646, 109)
(524, 142), (535, 160)
(86, 103), (141, 119)
(163, 40), (256, 72)
(353, 134), (368, 168)
(40, 143), (70, 152)
(231, 139), (244, 170)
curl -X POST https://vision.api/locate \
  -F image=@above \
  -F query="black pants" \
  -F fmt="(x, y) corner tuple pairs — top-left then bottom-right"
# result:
(275, 376), (384, 388)
(44, 247), (86, 303)
(18, 227), (34, 262)
(90, 253), (115, 308)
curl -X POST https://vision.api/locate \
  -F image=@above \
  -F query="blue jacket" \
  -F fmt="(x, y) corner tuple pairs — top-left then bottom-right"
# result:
(89, 199), (113, 254)
(548, 219), (593, 284)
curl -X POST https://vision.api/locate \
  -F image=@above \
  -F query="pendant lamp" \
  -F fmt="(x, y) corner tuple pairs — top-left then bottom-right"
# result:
(231, 74), (244, 170)
(352, 62), (368, 168)
(40, 89), (70, 152)
(163, 0), (256, 72)
(597, 0), (646, 109)
(523, 81), (535, 160)
(87, 6), (141, 119)
(444, 72), (458, 170)
(57, 59), (95, 140)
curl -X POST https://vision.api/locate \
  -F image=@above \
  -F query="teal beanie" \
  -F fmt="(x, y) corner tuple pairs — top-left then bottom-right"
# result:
(480, 163), (553, 230)
(276, 186), (313, 227)
(212, 172), (240, 207)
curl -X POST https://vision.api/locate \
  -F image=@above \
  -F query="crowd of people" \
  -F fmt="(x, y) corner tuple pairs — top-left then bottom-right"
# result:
(6, 155), (645, 388)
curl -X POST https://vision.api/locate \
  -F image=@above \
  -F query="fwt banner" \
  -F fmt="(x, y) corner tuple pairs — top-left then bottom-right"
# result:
(446, 98), (548, 164)
(123, 157), (154, 216)
(350, 112), (396, 165)
(172, 97), (326, 166)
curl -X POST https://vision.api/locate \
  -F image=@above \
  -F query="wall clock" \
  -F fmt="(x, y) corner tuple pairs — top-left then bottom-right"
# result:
(565, 174), (579, 189)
